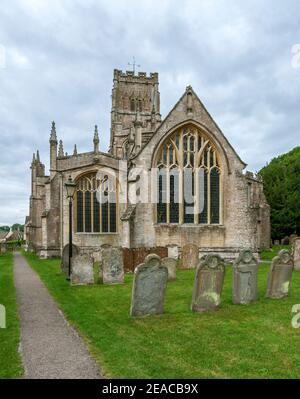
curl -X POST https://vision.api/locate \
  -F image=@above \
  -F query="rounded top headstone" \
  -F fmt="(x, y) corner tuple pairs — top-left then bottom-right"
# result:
(279, 249), (292, 264)
(145, 254), (161, 268)
(241, 250), (254, 264)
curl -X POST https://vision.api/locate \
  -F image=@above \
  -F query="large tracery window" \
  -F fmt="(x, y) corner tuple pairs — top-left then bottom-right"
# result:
(156, 126), (222, 225)
(75, 172), (118, 233)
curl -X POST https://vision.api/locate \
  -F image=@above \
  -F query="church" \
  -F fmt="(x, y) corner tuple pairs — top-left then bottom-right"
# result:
(25, 69), (271, 263)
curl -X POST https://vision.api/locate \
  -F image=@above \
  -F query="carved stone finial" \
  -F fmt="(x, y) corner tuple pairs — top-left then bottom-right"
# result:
(32, 153), (36, 164)
(93, 125), (99, 153)
(73, 144), (78, 156)
(58, 140), (64, 157)
(50, 121), (57, 143)
(36, 150), (40, 162)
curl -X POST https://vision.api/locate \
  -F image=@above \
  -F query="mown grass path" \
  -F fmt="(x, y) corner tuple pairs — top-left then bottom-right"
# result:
(25, 251), (300, 379)
(0, 252), (23, 379)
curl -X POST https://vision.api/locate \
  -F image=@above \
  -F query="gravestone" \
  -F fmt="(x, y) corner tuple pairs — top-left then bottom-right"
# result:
(233, 250), (258, 304)
(282, 236), (290, 245)
(161, 257), (177, 281)
(71, 253), (94, 285)
(61, 244), (79, 275)
(266, 249), (294, 299)
(182, 244), (199, 269)
(102, 246), (124, 285)
(274, 240), (280, 246)
(92, 250), (102, 263)
(167, 244), (179, 260)
(131, 254), (168, 317)
(293, 238), (300, 270)
(0, 244), (6, 254)
(191, 254), (225, 312)
(290, 234), (298, 246)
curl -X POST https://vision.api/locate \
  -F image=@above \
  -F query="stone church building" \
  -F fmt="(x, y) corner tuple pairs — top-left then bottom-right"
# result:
(25, 69), (270, 262)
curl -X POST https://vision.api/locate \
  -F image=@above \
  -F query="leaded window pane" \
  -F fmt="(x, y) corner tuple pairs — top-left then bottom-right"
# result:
(170, 173), (179, 223)
(77, 191), (84, 232)
(157, 172), (167, 223)
(85, 191), (92, 232)
(211, 169), (220, 224)
(93, 192), (100, 232)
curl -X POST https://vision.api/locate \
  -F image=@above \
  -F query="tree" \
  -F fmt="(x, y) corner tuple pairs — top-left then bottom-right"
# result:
(259, 146), (300, 240)
(11, 224), (24, 232)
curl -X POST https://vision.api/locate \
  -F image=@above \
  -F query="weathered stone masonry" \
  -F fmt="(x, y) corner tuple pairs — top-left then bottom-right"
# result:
(25, 69), (271, 260)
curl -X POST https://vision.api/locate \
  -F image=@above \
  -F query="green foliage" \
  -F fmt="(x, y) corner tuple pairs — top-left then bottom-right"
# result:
(259, 146), (300, 240)
(25, 252), (300, 379)
(0, 226), (10, 232)
(11, 224), (24, 232)
(0, 253), (23, 378)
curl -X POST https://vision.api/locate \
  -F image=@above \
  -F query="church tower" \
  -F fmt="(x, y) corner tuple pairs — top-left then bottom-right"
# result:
(109, 69), (161, 159)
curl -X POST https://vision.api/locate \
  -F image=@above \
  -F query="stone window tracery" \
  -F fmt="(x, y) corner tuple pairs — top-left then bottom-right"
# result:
(75, 172), (118, 233)
(155, 125), (222, 225)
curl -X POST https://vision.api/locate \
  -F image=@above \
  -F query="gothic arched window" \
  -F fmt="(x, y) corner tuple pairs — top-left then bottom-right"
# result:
(156, 126), (222, 225)
(75, 172), (118, 233)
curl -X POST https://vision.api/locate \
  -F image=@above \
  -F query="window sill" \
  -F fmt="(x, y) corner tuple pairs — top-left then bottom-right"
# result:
(75, 232), (119, 235)
(154, 224), (225, 228)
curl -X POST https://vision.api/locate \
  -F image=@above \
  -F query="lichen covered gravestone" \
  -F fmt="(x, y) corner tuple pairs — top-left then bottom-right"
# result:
(266, 249), (294, 299)
(233, 250), (258, 304)
(293, 238), (300, 270)
(182, 244), (198, 269)
(102, 246), (124, 285)
(161, 257), (177, 281)
(71, 253), (94, 285)
(191, 254), (225, 312)
(61, 244), (79, 274)
(130, 254), (168, 317)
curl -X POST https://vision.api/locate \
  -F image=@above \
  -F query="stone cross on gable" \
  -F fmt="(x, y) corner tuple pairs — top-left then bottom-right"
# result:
(128, 56), (141, 74)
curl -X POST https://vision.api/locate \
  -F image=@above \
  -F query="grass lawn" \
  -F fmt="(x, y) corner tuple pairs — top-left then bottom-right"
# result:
(260, 245), (291, 261)
(0, 252), (23, 379)
(25, 251), (300, 379)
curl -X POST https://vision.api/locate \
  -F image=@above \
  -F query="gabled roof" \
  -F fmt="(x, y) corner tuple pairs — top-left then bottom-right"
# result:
(133, 86), (247, 169)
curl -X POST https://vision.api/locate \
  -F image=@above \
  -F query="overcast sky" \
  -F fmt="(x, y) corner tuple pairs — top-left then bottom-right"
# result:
(0, 0), (299, 226)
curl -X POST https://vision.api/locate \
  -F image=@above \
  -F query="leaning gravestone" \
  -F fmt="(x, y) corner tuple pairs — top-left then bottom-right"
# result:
(131, 254), (168, 317)
(233, 250), (258, 304)
(191, 254), (225, 312)
(182, 244), (199, 269)
(161, 257), (177, 281)
(71, 253), (94, 285)
(102, 246), (124, 285)
(61, 244), (79, 274)
(266, 249), (294, 299)
(167, 244), (179, 260)
(293, 238), (300, 270)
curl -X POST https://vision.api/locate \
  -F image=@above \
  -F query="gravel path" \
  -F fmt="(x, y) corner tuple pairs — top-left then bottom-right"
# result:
(14, 252), (102, 379)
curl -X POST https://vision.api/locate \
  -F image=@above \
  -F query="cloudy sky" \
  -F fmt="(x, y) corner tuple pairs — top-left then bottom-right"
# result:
(0, 0), (299, 226)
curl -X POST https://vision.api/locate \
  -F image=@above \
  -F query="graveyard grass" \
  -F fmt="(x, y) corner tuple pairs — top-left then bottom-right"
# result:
(0, 252), (23, 378)
(25, 250), (300, 379)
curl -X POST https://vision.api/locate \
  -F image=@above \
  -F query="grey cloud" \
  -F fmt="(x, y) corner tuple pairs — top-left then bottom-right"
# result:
(0, 0), (299, 224)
